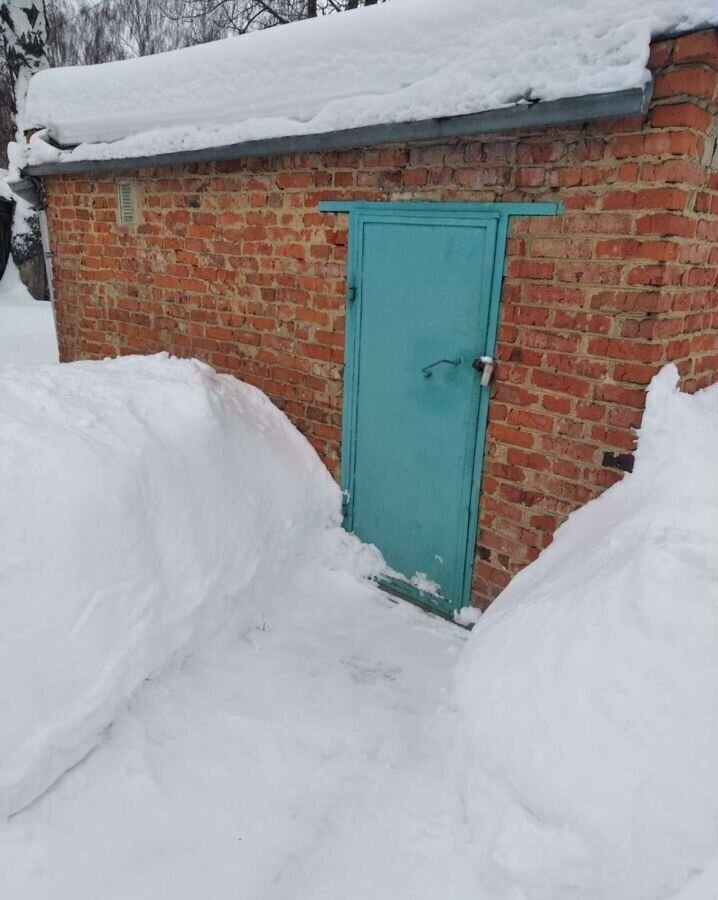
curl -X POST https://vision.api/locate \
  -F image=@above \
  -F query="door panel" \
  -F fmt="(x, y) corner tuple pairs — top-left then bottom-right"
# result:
(347, 213), (498, 616)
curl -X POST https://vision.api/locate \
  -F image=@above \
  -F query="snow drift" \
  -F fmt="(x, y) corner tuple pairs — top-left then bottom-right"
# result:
(455, 365), (718, 900)
(0, 258), (58, 365)
(23, 0), (717, 166)
(0, 354), (340, 818)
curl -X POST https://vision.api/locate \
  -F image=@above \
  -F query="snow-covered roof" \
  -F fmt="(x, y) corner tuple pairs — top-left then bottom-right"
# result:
(23, 0), (717, 169)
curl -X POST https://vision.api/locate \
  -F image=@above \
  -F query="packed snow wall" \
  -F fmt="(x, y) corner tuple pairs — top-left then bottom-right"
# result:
(0, 354), (342, 818)
(455, 365), (718, 900)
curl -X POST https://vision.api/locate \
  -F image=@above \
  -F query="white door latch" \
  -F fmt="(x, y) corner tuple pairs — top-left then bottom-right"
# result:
(472, 356), (495, 387)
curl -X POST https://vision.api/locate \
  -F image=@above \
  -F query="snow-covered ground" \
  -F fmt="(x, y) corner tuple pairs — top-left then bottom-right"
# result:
(0, 355), (715, 900)
(0, 258), (58, 364)
(1, 566), (478, 900)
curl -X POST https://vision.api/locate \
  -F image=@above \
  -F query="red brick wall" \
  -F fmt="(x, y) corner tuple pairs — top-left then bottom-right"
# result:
(46, 29), (718, 608)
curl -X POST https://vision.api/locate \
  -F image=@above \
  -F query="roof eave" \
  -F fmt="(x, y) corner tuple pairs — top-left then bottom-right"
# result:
(24, 84), (653, 178)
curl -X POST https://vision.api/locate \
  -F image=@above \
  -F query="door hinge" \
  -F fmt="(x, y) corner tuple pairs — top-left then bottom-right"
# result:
(341, 491), (352, 518)
(347, 282), (356, 303)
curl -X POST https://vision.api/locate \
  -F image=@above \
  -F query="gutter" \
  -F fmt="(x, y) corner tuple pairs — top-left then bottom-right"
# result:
(24, 84), (652, 178)
(6, 176), (39, 205)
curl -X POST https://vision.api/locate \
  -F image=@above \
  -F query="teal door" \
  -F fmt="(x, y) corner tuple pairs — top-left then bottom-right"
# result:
(345, 208), (499, 617)
(319, 201), (560, 618)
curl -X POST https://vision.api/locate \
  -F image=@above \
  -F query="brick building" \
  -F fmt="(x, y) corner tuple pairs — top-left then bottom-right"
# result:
(22, 12), (718, 618)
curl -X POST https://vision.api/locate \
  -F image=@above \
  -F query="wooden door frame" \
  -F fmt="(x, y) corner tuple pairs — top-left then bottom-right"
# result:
(319, 200), (561, 616)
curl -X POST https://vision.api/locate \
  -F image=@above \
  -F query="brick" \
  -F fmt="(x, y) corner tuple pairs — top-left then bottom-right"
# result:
(492, 384), (540, 407)
(507, 409), (554, 432)
(649, 101), (713, 132)
(276, 172), (313, 189)
(490, 423), (536, 449)
(552, 311), (612, 334)
(648, 39), (673, 68)
(673, 29), (718, 65)
(516, 168), (545, 187)
(627, 265), (681, 287)
(604, 188), (690, 211)
(639, 159), (705, 185)
(608, 134), (644, 158)
(643, 130), (703, 157)
(506, 260), (555, 280)
(541, 395), (572, 414)
(635, 213), (696, 238)
(403, 168), (428, 186)
(596, 238), (678, 262)
(613, 363), (660, 385)
(587, 337), (663, 363)
(652, 66), (718, 101)
(564, 213), (632, 235)
(531, 370), (591, 398)
(590, 425), (636, 451)
(517, 141), (565, 164)
(507, 448), (551, 471)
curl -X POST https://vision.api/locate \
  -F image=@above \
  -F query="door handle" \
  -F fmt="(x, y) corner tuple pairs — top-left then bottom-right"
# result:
(421, 358), (461, 378)
(472, 356), (495, 386)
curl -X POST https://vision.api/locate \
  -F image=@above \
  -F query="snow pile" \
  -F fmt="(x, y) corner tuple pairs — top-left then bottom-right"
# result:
(0, 258), (57, 365)
(0, 354), (341, 818)
(455, 365), (718, 900)
(24, 0), (717, 166)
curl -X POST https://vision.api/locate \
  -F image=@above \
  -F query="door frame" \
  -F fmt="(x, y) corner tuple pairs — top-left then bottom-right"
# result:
(319, 201), (561, 616)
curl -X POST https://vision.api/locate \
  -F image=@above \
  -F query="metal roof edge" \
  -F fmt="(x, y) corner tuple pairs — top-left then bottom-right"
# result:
(4, 177), (40, 205)
(24, 85), (652, 179)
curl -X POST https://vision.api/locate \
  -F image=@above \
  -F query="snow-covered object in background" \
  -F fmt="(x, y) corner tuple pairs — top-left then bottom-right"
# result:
(0, 354), (341, 818)
(0, 173), (11, 202)
(0, 257), (57, 364)
(24, 0), (717, 166)
(455, 365), (718, 900)
(1, 160), (43, 271)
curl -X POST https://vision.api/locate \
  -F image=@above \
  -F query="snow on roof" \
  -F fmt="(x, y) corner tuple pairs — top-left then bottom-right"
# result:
(23, 0), (717, 168)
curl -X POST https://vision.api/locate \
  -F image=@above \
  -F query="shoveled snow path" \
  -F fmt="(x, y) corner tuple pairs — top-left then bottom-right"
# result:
(1, 563), (479, 899)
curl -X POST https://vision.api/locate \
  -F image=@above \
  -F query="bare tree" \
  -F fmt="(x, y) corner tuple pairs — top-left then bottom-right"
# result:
(121, 0), (188, 57)
(46, 0), (129, 66)
(168, 0), (385, 38)
(45, 0), (184, 67)
(37, 0), (387, 71)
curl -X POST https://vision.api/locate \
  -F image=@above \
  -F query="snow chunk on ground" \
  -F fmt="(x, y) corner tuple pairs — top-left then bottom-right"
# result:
(455, 365), (718, 900)
(0, 354), (340, 818)
(24, 0), (717, 166)
(0, 258), (58, 365)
